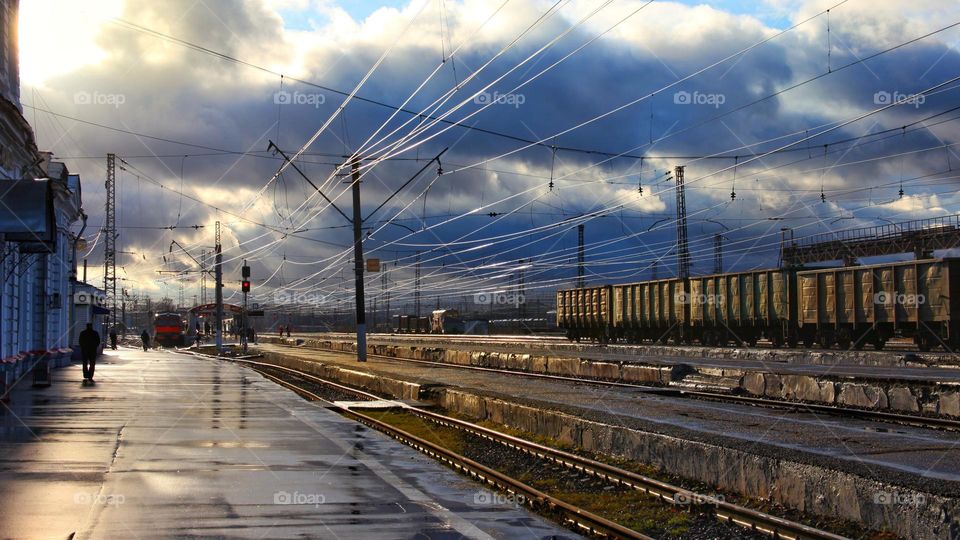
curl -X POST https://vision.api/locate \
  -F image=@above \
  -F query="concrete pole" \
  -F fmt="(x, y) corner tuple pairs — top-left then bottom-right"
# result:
(351, 160), (367, 362)
(215, 221), (223, 352)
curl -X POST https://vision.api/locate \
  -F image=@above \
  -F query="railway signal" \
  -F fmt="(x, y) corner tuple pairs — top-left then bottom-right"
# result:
(241, 260), (250, 353)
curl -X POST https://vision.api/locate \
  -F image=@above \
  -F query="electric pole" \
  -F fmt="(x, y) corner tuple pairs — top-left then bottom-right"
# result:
(241, 261), (250, 353)
(104, 153), (117, 329)
(384, 262), (391, 330)
(577, 224), (585, 288)
(517, 259), (526, 318)
(178, 276), (184, 310)
(215, 221), (223, 352)
(380, 266), (387, 332)
(414, 252), (421, 318)
(714, 234), (723, 274)
(272, 143), (444, 361)
(675, 165), (691, 279)
(351, 160), (367, 362)
(200, 249), (207, 304)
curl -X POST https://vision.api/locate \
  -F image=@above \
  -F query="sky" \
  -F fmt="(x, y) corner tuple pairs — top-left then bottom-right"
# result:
(16, 0), (960, 312)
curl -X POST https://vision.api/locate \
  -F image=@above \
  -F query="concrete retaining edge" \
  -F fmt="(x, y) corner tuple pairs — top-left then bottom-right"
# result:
(265, 337), (960, 418)
(260, 351), (422, 401)
(437, 388), (956, 540)
(301, 334), (960, 368)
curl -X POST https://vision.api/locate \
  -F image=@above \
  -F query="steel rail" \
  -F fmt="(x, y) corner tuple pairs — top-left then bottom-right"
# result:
(215, 354), (848, 540)
(250, 363), (652, 540)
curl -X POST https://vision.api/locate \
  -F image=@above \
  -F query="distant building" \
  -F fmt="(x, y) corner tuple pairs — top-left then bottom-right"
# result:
(0, 0), (90, 359)
(70, 281), (108, 350)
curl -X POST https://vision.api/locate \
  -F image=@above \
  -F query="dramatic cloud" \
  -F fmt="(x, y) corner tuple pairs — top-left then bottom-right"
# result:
(18, 0), (960, 308)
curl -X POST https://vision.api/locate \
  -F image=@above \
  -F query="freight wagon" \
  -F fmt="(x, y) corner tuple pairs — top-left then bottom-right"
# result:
(688, 269), (794, 347)
(558, 258), (960, 351)
(610, 278), (687, 344)
(556, 285), (613, 342)
(393, 314), (431, 334)
(796, 258), (960, 351)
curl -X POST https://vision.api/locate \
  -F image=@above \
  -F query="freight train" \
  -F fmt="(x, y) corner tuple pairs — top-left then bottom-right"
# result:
(393, 314), (430, 333)
(556, 258), (960, 351)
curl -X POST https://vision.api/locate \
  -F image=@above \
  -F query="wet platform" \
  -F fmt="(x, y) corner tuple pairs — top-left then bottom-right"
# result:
(0, 348), (576, 539)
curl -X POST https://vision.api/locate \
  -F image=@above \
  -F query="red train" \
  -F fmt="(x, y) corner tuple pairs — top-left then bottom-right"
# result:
(153, 312), (186, 347)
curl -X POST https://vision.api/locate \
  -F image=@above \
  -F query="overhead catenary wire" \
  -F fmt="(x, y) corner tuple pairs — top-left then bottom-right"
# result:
(62, 2), (960, 302)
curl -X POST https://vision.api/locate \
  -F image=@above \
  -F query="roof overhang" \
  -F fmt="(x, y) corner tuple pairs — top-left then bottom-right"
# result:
(0, 178), (56, 253)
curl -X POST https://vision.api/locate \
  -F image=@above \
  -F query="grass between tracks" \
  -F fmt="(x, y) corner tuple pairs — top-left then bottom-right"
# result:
(469, 415), (901, 540)
(362, 409), (700, 538)
(360, 409), (900, 540)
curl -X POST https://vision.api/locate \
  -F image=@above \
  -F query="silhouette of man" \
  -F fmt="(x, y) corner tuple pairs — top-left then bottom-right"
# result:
(109, 328), (118, 350)
(79, 323), (101, 382)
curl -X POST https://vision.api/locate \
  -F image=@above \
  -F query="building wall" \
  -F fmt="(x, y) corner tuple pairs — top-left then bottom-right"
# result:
(0, 0), (84, 358)
(70, 282), (106, 347)
(16, 252), (32, 351)
(0, 0), (20, 110)
(1, 245), (19, 358)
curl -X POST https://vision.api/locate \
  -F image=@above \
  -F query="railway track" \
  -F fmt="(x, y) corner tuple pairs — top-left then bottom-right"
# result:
(215, 353), (847, 540)
(268, 340), (960, 433)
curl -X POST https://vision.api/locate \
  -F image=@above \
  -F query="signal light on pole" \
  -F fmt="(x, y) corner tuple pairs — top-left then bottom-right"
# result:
(242, 280), (250, 293)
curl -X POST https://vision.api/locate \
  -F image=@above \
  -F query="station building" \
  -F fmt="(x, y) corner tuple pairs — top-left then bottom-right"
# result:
(0, 0), (93, 363)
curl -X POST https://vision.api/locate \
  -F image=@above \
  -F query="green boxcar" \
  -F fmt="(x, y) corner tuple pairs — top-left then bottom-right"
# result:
(612, 278), (688, 343)
(556, 285), (613, 342)
(796, 258), (960, 351)
(688, 269), (794, 347)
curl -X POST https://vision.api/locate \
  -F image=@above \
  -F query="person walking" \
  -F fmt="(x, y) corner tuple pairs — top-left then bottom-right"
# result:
(286, 325), (292, 338)
(140, 329), (151, 351)
(79, 323), (101, 383)
(278, 325), (284, 337)
(109, 328), (118, 350)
